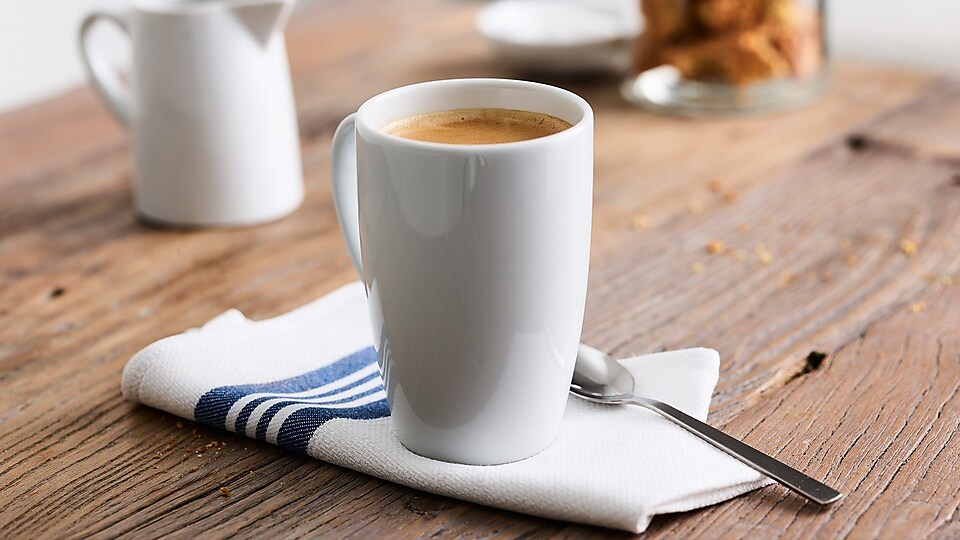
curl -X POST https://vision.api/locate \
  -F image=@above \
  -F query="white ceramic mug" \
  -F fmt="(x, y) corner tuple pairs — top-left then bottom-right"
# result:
(331, 79), (593, 464)
(79, 0), (303, 227)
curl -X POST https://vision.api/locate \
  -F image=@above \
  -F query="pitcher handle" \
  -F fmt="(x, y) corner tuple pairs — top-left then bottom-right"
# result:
(79, 8), (133, 126)
(331, 113), (363, 277)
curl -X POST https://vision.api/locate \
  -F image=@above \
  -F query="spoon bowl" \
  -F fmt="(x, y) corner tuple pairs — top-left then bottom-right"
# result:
(569, 344), (635, 402)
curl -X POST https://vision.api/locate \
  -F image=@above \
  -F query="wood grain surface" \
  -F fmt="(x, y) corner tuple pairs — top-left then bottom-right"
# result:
(2, 0), (959, 538)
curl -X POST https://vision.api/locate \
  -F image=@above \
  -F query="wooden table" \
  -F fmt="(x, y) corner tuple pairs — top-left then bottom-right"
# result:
(2, 1), (959, 537)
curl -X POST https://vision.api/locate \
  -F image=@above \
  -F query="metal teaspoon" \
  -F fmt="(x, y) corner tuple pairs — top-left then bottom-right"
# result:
(570, 344), (843, 505)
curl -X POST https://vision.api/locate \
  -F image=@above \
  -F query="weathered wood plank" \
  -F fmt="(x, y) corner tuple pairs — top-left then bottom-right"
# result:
(1, 0), (958, 538)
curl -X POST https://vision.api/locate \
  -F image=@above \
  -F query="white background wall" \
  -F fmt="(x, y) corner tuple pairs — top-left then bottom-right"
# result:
(1, 0), (958, 114)
(1, 1), (111, 113)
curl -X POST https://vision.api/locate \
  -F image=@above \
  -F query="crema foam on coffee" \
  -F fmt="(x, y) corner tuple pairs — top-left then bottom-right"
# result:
(382, 108), (572, 145)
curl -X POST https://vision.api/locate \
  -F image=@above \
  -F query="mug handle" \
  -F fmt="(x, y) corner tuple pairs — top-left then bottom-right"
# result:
(79, 8), (133, 126)
(331, 113), (363, 277)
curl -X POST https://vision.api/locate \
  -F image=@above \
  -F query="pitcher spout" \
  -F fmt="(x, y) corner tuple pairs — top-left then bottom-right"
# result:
(232, 0), (296, 47)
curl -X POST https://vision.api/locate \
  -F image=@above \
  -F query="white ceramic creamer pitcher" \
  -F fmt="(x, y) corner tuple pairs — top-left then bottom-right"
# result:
(79, 0), (303, 227)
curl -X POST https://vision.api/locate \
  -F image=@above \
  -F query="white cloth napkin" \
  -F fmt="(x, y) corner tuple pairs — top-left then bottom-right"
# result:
(121, 282), (771, 533)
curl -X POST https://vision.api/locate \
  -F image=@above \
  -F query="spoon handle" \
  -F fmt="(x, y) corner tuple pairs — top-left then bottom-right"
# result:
(628, 396), (842, 505)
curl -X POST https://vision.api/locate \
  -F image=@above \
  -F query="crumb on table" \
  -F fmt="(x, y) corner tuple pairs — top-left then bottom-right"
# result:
(900, 238), (918, 257)
(707, 239), (726, 254)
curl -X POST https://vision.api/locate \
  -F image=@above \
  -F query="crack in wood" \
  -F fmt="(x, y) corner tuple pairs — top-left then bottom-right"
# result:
(785, 351), (828, 384)
(845, 134), (870, 152)
(404, 494), (459, 517)
(841, 130), (935, 163)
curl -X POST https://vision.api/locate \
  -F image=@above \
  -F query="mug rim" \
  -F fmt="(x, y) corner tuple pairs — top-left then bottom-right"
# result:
(355, 78), (594, 153)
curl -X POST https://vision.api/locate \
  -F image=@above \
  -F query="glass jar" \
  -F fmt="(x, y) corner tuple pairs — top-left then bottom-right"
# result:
(622, 0), (827, 116)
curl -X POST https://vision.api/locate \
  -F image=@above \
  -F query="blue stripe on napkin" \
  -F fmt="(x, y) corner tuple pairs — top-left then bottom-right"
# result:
(233, 371), (382, 434)
(194, 347), (390, 452)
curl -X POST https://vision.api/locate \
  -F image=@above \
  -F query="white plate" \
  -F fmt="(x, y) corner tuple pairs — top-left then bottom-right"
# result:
(476, 0), (641, 73)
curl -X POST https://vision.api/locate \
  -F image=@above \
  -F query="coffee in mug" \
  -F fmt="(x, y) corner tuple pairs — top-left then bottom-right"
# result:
(382, 108), (572, 145)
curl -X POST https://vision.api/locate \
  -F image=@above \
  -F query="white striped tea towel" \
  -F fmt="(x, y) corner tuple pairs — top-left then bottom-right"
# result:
(121, 281), (770, 533)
